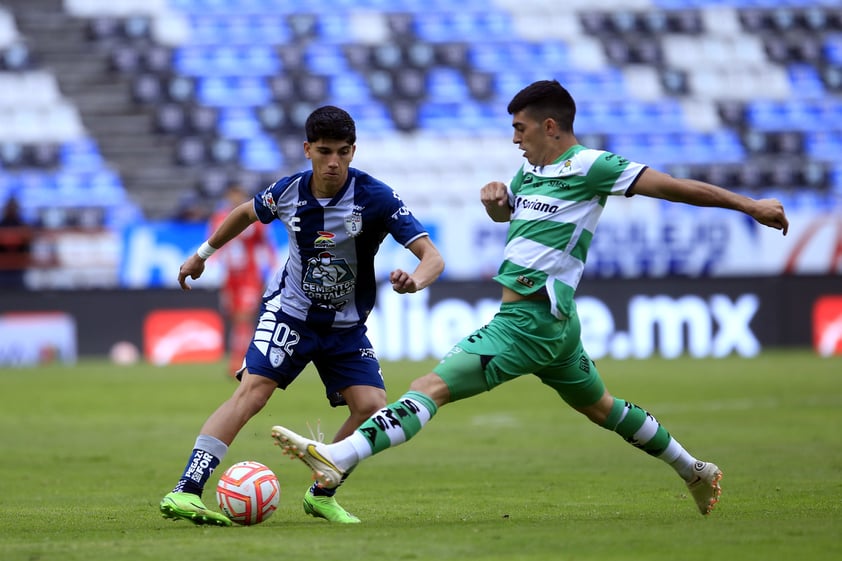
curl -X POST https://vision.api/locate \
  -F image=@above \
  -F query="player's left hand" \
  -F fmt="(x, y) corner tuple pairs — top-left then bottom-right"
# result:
(390, 268), (419, 294)
(178, 254), (206, 290)
(750, 198), (789, 235)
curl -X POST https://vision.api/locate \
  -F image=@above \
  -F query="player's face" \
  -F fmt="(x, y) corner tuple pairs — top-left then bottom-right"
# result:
(511, 110), (551, 166)
(305, 139), (355, 195)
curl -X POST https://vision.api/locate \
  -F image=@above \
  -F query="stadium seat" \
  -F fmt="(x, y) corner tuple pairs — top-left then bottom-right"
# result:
(10, 0), (834, 223)
(109, 44), (141, 73)
(256, 103), (287, 132)
(787, 64), (824, 98)
(303, 44), (348, 75)
(217, 107), (261, 139)
(240, 135), (282, 171)
(59, 138), (104, 170)
(2, 42), (33, 70)
(195, 76), (271, 107)
(0, 141), (26, 167)
(175, 136), (206, 165)
(28, 142), (61, 168)
(187, 104), (218, 135)
(366, 69), (395, 100)
(154, 103), (186, 134)
(328, 74), (371, 103)
(825, 35), (842, 64)
(426, 67), (469, 102)
(130, 73), (163, 103)
(209, 137), (239, 166)
(805, 131), (842, 159)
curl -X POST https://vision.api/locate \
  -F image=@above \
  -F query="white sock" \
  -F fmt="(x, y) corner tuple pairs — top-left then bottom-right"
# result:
(660, 438), (698, 481)
(326, 432), (370, 470)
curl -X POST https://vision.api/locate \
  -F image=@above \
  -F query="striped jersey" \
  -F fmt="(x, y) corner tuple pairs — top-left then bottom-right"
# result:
(494, 144), (647, 319)
(253, 167), (429, 329)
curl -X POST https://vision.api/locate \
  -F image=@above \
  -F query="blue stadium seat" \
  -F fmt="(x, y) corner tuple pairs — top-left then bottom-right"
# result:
(607, 134), (672, 170)
(787, 64), (825, 98)
(561, 70), (627, 101)
(418, 101), (459, 129)
(805, 131), (842, 159)
(240, 45), (281, 75)
(0, 174), (14, 205)
(328, 74), (371, 103)
(217, 107), (261, 139)
(417, 101), (500, 132)
(316, 14), (351, 43)
(492, 71), (544, 100)
(425, 67), (469, 102)
(304, 44), (349, 75)
(831, 165), (842, 197)
(415, 11), (513, 42)
(196, 76), (271, 107)
(184, 14), (290, 44)
(468, 43), (512, 72)
(54, 171), (90, 206)
(87, 169), (126, 206)
(59, 139), (104, 172)
(342, 102), (394, 132)
(240, 135), (282, 171)
(173, 46), (279, 76)
(825, 33), (842, 65)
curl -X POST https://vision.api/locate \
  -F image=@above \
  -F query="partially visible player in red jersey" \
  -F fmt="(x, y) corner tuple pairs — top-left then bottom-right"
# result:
(210, 182), (274, 374)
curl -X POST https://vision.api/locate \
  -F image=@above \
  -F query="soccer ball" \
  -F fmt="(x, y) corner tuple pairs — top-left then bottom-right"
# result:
(216, 461), (281, 525)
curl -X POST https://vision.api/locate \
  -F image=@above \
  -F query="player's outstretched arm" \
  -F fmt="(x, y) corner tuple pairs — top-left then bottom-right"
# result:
(629, 168), (789, 235)
(390, 236), (444, 294)
(178, 201), (260, 290)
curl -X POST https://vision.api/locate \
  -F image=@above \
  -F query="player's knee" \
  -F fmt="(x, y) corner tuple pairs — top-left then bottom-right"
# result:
(342, 386), (387, 418)
(574, 391), (614, 426)
(354, 398), (386, 418)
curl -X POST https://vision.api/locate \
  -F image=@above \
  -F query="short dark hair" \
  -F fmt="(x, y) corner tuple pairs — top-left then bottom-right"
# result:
(305, 105), (356, 144)
(507, 80), (576, 133)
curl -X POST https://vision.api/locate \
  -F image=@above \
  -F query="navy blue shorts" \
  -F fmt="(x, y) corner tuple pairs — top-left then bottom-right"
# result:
(241, 309), (384, 407)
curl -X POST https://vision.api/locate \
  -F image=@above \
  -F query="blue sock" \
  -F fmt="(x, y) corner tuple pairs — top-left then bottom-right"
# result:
(309, 464), (356, 497)
(310, 481), (336, 497)
(172, 435), (227, 496)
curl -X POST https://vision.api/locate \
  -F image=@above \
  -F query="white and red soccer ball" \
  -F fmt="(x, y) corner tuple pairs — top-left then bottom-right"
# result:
(216, 461), (281, 525)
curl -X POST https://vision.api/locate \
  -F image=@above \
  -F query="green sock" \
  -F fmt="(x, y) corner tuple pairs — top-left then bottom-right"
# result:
(343, 390), (438, 462)
(602, 397), (698, 479)
(603, 398), (671, 456)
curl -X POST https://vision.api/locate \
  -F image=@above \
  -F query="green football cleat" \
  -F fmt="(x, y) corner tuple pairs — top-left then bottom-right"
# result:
(160, 491), (232, 526)
(303, 490), (361, 524)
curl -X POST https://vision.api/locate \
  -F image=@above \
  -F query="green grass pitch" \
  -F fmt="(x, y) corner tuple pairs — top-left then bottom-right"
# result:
(1, 350), (840, 561)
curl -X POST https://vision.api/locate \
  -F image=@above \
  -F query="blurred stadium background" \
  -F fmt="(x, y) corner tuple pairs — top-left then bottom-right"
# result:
(0, 0), (840, 365)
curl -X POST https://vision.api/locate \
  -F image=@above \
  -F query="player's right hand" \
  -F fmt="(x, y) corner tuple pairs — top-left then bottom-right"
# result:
(480, 181), (509, 207)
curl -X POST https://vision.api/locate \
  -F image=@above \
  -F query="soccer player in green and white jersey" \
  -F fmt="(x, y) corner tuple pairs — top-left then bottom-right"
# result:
(270, 80), (790, 516)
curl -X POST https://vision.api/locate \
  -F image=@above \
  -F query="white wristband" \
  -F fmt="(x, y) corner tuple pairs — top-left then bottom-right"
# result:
(197, 241), (217, 260)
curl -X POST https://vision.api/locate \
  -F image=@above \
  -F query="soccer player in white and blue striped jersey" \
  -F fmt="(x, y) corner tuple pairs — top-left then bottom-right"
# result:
(272, 80), (790, 517)
(160, 106), (444, 526)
